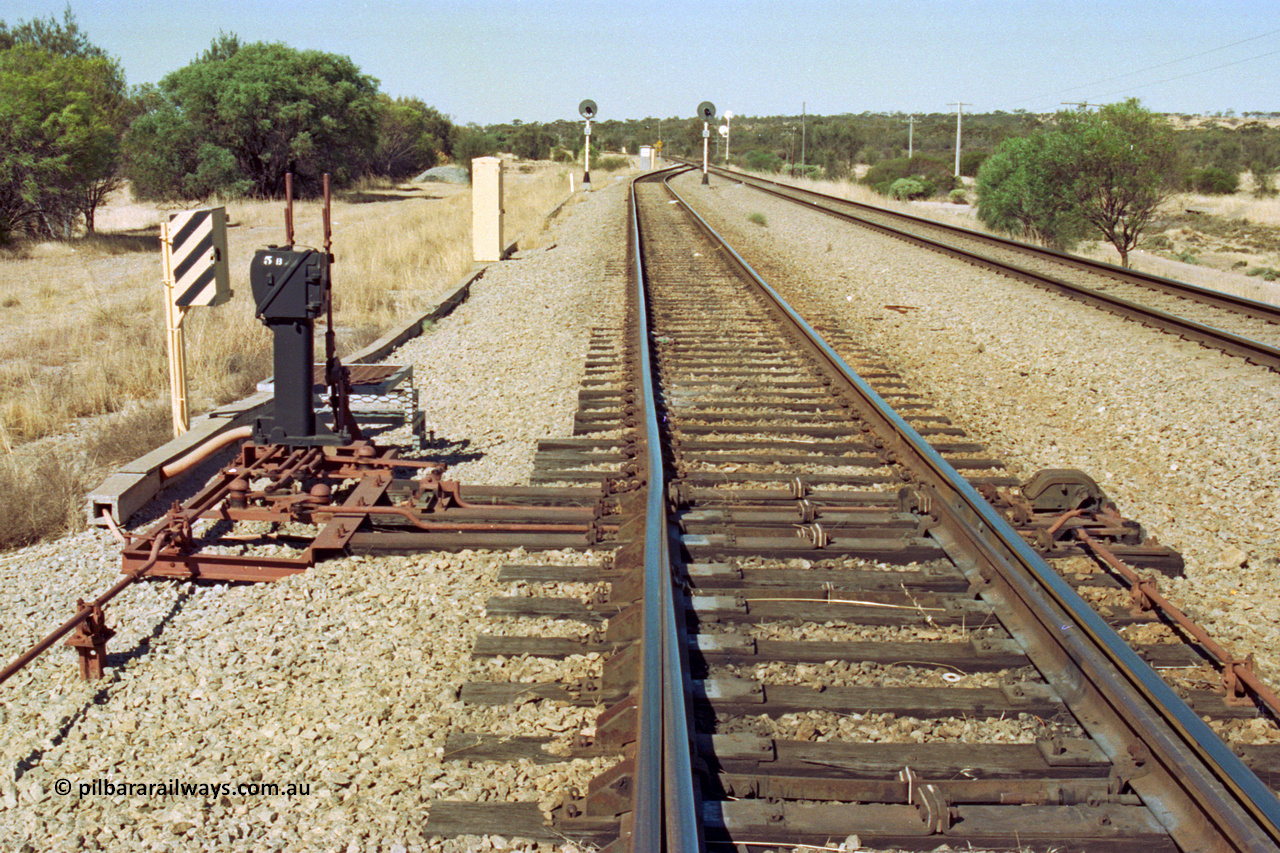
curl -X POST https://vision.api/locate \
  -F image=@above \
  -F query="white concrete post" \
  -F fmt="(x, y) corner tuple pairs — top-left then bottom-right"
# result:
(472, 157), (504, 262)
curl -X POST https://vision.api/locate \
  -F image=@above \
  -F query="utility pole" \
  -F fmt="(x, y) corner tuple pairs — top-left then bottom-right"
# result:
(801, 101), (806, 176)
(950, 101), (972, 177)
(724, 111), (734, 166)
(906, 116), (917, 159)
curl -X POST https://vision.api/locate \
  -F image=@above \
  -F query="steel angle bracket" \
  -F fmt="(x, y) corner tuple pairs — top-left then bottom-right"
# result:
(311, 468), (393, 554)
(656, 168), (1280, 852)
(926, 484), (1280, 853)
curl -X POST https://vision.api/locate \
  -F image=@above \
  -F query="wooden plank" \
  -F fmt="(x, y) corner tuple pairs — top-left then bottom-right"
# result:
(426, 801), (568, 842)
(497, 564), (611, 583)
(1236, 744), (1280, 790)
(698, 681), (1064, 718)
(484, 597), (616, 623)
(458, 682), (580, 705)
(442, 733), (567, 764)
(727, 566), (968, 592)
(472, 635), (620, 658)
(747, 639), (1026, 670)
(688, 598), (981, 628)
(707, 801), (1172, 849)
(704, 736), (1111, 778)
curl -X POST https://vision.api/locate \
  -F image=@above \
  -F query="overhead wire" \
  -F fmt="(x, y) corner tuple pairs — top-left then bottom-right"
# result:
(1015, 27), (1280, 108)
(1093, 46), (1280, 101)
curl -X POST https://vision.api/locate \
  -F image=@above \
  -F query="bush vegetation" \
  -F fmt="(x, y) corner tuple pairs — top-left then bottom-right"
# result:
(888, 178), (928, 200)
(977, 100), (1178, 266)
(595, 155), (631, 171)
(864, 154), (958, 199)
(0, 10), (127, 240)
(124, 35), (381, 200)
(1189, 166), (1239, 194)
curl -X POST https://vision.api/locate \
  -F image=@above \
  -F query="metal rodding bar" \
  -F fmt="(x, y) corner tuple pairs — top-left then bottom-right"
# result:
(629, 169), (702, 851)
(659, 171), (1280, 852)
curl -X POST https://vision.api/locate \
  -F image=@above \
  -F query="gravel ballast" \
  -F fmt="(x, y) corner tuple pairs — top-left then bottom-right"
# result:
(4, 167), (1277, 851)
(0, 177), (632, 853)
(673, 170), (1280, 681)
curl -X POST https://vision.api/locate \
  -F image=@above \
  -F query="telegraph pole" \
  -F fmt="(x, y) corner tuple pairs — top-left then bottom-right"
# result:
(801, 101), (807, 176)
(950, 101), (972, 177)
(906, 116), (917, 159)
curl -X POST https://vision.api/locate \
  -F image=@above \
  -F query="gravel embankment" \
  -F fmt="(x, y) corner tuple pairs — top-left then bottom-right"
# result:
(673, 170), (1280, 683)
(0, 176), (632, 853)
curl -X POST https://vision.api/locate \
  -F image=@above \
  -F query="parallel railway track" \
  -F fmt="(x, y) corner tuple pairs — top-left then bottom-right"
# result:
(423, 168), (1280, 850)
(696, 162), (1280, 373)
(7, 166), (1277, 852)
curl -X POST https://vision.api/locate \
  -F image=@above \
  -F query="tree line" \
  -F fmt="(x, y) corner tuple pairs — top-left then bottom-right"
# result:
(5, 9), (1279, 257)
(0, 11), (457, 243)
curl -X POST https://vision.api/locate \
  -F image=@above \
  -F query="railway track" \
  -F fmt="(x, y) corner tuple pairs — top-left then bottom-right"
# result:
(425, 167), (1280, 851)
(6, 168), (1277, 851)
(697, 162), (1280, 373)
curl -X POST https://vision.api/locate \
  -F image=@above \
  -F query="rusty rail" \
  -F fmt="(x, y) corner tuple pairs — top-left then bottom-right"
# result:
(1069, 518), (1280, 716)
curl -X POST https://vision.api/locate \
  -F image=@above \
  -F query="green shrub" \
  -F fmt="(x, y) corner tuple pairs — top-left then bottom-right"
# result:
(747, 212), (767, 227)
(959, 150), (989, 177)
(888, 178), (929, 200)
(1190, 166), (1239, 194)
(744, 150), (783, 173)
(1247, 266), (1279, 281)
(863, 154), (957, 197)
(947, 188), (968, 204)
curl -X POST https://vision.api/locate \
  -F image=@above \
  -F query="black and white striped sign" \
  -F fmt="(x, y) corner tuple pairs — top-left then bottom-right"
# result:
(168, 207), (230, 307)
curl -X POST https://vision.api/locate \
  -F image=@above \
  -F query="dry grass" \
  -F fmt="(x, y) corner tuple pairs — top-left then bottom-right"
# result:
(0, 403), (170, 548)
(0, 160), (576, 549)
(0, 161), (573, 446)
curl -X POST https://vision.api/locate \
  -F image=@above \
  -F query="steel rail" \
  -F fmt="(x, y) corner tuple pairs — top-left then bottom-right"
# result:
(628, 167), (702, 851)
(659, 168), (1280, 852)
(701, 163), (1280, 372)
(709, 162), (1280, 322)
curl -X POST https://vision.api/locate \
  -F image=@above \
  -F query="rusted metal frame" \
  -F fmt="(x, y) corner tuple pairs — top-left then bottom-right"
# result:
(117, 443), (302, 573)
(630, 169), (703, 852)
(310, 466), (393, 554)
(1070, 523), (1280, 716)
(1, 527), (172, 685)
(660, 173), (1280, 851)
(712, 164), (1280, 326)
(218, 503), (605, 537)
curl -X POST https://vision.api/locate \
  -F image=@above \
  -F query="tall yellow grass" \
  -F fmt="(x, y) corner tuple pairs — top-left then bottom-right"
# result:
(0, 162), (573, 446)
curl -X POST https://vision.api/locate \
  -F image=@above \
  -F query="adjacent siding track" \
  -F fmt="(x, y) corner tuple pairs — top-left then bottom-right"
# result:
(699, 162), (1280, 373)
(427, 168), (1280, 851)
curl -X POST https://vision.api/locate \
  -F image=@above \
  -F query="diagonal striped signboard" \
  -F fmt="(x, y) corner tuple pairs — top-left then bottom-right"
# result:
(161, 206), (232, 436)
(165, 206), (231, 307)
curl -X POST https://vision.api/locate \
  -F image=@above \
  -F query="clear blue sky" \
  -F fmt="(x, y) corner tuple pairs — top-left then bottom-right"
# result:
(5, 0), (1279, 124)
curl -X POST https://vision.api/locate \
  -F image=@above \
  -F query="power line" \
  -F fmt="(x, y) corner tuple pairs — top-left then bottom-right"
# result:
(1094, 46), (1280, 101)
(1015, 27), (1280, 107)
